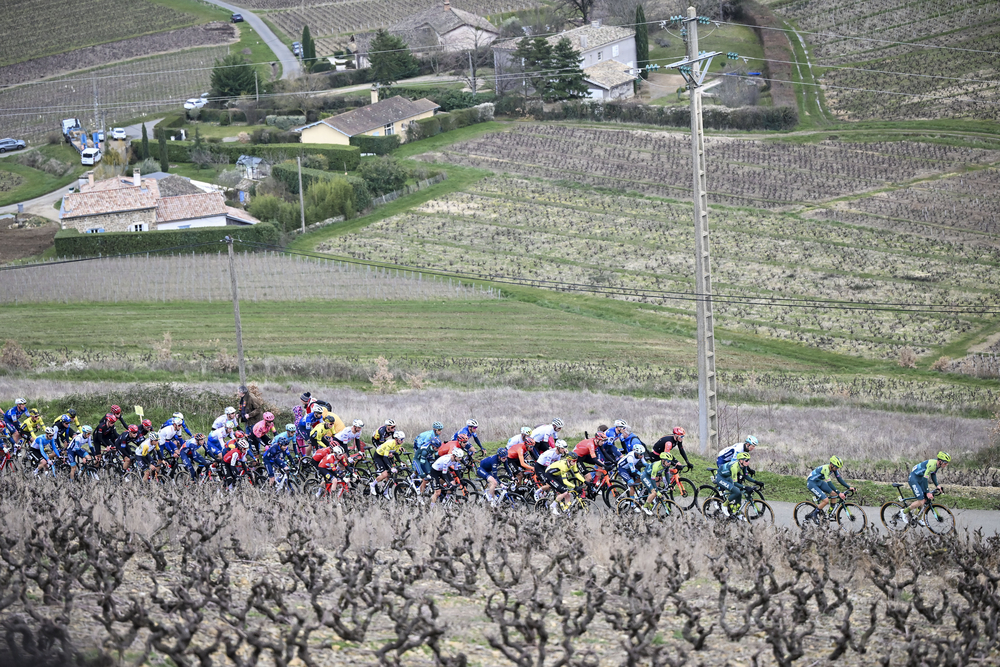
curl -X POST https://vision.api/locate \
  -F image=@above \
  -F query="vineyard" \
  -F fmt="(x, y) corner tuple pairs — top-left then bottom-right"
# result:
(423, 124), (1000, 209)
(321, 173), (1000, 360)
(0, 252), (496, 304)
(0, 47), (229, 143)
(766, 0), (1000, 119)
(0, 0), (199, 67)
(263, 0), (539, 51)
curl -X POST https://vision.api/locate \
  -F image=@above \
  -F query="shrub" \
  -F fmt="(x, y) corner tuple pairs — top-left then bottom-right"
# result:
(0, 340), (31, 370)
(54, 224), (280, 257)
(898, 347), (917, 368)
(265, 115), (307, 130)
(248, 195), (301, 232)
(148, 142), (361, 171)
(408, 115), (442, 142)
(251, 127), (299, 144)
(931, 356), (951, 372)
(305, 178), (355, 223)
(270, 162), (371, 211)
(357, 157), (407, 196)
(302, 153), (329, 171)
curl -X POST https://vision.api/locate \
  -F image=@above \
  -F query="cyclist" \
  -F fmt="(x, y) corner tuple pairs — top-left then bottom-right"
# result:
(413, 422), (444, 496)
(249, 412), (277, 457)
(221, 438), (250, 489)
(370, 430), (406, 495)
(93, 414), (119, 458)
(310, 413), (343, 452)
(21, 408), (47, 442)
(135, 432), (162, 482)
(262, 431), (294, 486)
(30, 426), (61, 476)
(573, 430), (606, 467)
(652, 427), (692, 470)
(505, 427), (534, 483)
(370, 419), (397, 450)
(438, 432), (470, 458)
(904, 452), (951, 526)
(717, 435), (758, 468)
(603, 419), (631, 453)
(272, 423), (297, 451)
(66, 425), (94, 481)
(619, 430), (646, 455)
(333, 419), (365, 454)
(805, 456), (855, 522)
(715, 452), (759, 518)
(530, 418), (564, 458)
(477, 447), (507, 506)
(3, 398), (28, 443)
(544, 452), (586, 515)
(52, 413), (78, 448)
(213, 406), (238, 431)
(161, 412), (192, 437)
(207, 420), (235, 458)
(430, 447), (466, 504)
(158, 417), (186, 455)
(178, 433), (211, 481)
(533, 439), (567, 500)
(114, 424), (140, 471)
(451, 419), (485, 456)
(616, 442), (648, 497)
(136, 418), (155, 441)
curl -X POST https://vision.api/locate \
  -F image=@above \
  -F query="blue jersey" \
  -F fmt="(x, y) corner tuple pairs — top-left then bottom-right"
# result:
(451, 426), (483, 450)
(32, 435), (59, 460)
(4, 405), (26, 429)
(620, 433), (644, 454)
(262, 442), (288, 464)
(413, 430), (441, 461)
(478, 453), (502, 476)
(911, 459), (941, 485)
(808, 464), (849, 488)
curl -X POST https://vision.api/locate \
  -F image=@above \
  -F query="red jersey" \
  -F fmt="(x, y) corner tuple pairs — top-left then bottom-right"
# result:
(318, 452), (347, 470)
(312, 446), (331, 462)
(573, 438), (598, 459)
(438, 440), (460, 457)
(223, 448), (244, 465)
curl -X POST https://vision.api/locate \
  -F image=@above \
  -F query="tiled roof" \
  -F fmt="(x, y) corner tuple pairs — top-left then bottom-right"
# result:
(226, 206), (259, 225)
(494, 24), (634, 52)
(296, 96), (439, 136)
(391, 4), (498, 37)
(157, 175), (204, 197)
(583, 59), (636, 89)
(81, 175), (159, 194)
(155, 192), (227, 223)
(62, 181), (160, 219)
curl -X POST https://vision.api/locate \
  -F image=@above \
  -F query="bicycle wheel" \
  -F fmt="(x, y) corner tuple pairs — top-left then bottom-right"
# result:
(603, 480), (628, 508)
(880, 502), (910, 533)
(669, 478), (698, 511)
(615, 497), (645, 516)
(793, 501), (820, 528)
(744, 499), (774, 524)
(701, 496), (728, 520)
(836, 503), (867, 533)
(655, 498), (684, 520)
(923, 504), (955, 535)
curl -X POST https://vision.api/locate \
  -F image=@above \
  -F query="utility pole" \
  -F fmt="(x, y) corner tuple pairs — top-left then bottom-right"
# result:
(225, 236), (247, 386)
(92, 75), (99, 134)
(468, 51), (477, 95)
(666, 7), (719, 455)
(255, 71), (259, 102)
(297, 156), (306, 233)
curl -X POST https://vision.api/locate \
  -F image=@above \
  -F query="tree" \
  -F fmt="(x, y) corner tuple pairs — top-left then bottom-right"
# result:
(635, 4), (649, 80)
(357, 157), (407, 196)
(548, 38), (588, 101)
(512, 36), (554, 100)
(302, 25), (316, 71)
(158, 132), (168, 173)
(369, 30), (420, 87)
(555, 0), (595, 23)
(305, 178), (355, 223)
(140, 123), (149, 160)
(210, 53), (257, 100)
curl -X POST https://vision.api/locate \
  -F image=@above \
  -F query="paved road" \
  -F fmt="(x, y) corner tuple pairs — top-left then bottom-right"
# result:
(0, 182), (75, 221)
(122, 118), (162, 141)
(767, 500), (1000, 535)
(201, 0), (301, 79)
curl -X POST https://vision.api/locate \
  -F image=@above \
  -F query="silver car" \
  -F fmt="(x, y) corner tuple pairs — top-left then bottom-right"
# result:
(0, 137), (26, 153)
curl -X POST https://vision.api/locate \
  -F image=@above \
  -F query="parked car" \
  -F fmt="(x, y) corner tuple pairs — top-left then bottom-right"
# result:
(231, 13), (243, 22)
(110, 127), (127, 141)
(183, 96), (209, 110)
(0, 137), (27, 153)
(80, 148), (102, 165)
(292, 41), (302, 56)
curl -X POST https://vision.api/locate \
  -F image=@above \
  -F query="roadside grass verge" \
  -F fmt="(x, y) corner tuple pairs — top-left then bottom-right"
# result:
(0, 161), (82, 208)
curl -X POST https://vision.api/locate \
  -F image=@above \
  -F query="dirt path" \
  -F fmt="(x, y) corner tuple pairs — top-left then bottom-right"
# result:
(0, 221), (58, 263)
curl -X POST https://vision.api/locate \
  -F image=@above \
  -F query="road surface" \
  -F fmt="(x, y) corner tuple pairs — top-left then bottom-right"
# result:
(765, 500), (1000, 535)
(0, 183), (74, 221)
(201, 0), (301, 79)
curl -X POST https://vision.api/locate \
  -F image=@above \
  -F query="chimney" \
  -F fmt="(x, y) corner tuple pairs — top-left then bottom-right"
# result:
(133, 168), (141, 187)
(371, 84), (379, 104)
(87, 172), (94, 187)
(592, 19), (601, 28)
(580, 35), (588, 48)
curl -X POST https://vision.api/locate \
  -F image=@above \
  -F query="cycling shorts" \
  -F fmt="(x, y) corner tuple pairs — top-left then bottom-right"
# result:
(543, 471), (569, 494)
(909, 472), (929, 500)
(264, 459), (284, 478)
(638, 470), (656, 493)
(476, 466), (496, 482)
(372, 452), (394, 474)
(807, 479), (835, 501)
(430, 467), (450, 486)
(618, 467), (637, 486)
(67, 451), (86, 467)
(413, 458), (432, 479)
(28, 448), (44, 464)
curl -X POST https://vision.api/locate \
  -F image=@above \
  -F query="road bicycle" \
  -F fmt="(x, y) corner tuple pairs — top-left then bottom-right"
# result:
(793, 489), (867, 533)
(0, 443), (21, 476)
(661, 463), (698, 510)
(615, 488), (684, 519)
(702, 482), (774, 524)
(535, 484), (592, 516)
(880, 483), (955, 535)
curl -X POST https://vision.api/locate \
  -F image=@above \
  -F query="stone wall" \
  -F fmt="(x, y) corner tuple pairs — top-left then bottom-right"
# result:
(63, 209), (157, 233)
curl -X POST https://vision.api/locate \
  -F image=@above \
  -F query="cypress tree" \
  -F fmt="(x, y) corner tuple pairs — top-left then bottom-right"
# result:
(140, 123), (149, 160)
(302, 25), (316, 70)
(158, 132), (168, 173)
(635, 4), (649, 80)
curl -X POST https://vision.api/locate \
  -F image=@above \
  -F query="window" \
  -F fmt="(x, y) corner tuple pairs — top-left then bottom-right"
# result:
(372, 130), (380, 136)
(132, 223), (147, 232)
(178, 224), (191, 229)
(86, 227), (104, 234)
(597, 51), (603, 61)
(612, 45), (619, 57)
(384, 123), (394, 136)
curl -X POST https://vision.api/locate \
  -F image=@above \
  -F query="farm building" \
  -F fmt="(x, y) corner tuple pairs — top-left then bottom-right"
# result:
(60, 170), (259, 233)
(236, 155), (271, 180)
(351, 0), (498, 68)
(582, 59), (636, 100)
(292, 89), (439, 145)
(492, 21), (636, 95)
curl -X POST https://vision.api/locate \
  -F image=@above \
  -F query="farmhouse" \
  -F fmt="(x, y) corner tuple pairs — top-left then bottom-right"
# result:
(292, 88), (439, 145)
(492, 21), (637, 95)
(60, 170), (259, 233)
(351, 0), (498, 68)
(582, 59), (636, 100)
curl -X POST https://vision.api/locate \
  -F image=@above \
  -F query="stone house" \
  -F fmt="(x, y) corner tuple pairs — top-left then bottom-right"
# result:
(292, 88), (439, 145)
(582, 59), (636, 100)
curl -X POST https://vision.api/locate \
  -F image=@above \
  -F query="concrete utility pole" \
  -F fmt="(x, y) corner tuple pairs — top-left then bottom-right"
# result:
(468, 51), (477, 95)
(225, 236), (247, 386)
(666, 7), (719, 455)
(297, 156), (306, 233)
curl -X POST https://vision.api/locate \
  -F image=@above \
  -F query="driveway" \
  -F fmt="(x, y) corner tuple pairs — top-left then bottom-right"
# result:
(122, 118), (162, 141)
(201, 0), (301, 79)
(0, 182), (75, 221)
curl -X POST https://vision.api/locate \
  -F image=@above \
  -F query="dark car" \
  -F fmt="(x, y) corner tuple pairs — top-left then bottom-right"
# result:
(231, 13), (244, 22)
(0, 138), (26, 153)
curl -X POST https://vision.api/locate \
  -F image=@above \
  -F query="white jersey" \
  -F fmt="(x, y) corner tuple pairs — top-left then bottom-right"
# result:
(159, 425), (182, 442)
(210, 426), (232, 443)
(334, 427), (363, 444)
(716, 443), (748, 465)
(536, 448), (561, 467)
(212, 414), (232, 431)
(531, 424), (558, 444)
(507, 434), (529, 448)
(432, 454), (459, 472)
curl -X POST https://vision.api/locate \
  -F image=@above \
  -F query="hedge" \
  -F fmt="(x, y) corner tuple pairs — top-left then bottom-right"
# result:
(54, 223), (280, 257)
(406, 103), (494, 141)
(389, 87), (496, 111)
(148, 142), (361, 170)
(271, 162), (371, 210)
(198, 109), (247, 123)
(349, 134), (401, 155)
(152, 114), (186, 140)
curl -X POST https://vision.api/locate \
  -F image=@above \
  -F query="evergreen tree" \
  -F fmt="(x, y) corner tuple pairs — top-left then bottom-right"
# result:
(548, 38), (588, 101)
(140, 123), (149, 160)
(511, 36), (554, 100)
(158, 132), (168, 173)
(302, 25), (316, 70)
(369, 30), (420, 87)
(210, 53), (257, 99)
(635, 4), (649, 80)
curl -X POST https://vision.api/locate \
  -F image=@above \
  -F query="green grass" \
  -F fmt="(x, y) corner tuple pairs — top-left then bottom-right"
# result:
(166, 163), (231, 181)
(0, 161), (82, 208)
(647, 25), (766, 78)
(148, 0), (230, 23)
(173, 123), (245, 139)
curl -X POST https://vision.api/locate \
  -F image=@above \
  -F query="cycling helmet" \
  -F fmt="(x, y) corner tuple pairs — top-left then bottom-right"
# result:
(394, 430), (405, 440)
(352, 419), (364, 428)
(263, 412), (274, 422)
(552, 418), (564, 429)
(452, 448), (466, 459)
(632, 444), (646, 456)
(660, 450), (675, 461)
(937, 451), (951, 462)
(44, 427), (55, 437)
(555, 439), (568, 450)
(456, 433), (469, 442)
(237, 438), (248, 449)
(29, 409), (39, 417)
(594, 430), (607, 441)
(148, 432), (160, 441)
(14, 398), (26, 406)
(225, 406), (236, 416)
(231, 431), (244, 441)
(81, 425), (93, 435)
(61, 415), (71, 424)
(106, 416), (118, 426)
(673, 427), (686, 437)
(110, 405), (122, 416)
(68, 409), (77, 418)
(467, 419), (479, 428)
(285, 423), (295, 432)
(384, 419), (396, 427)
(614, 419), (628, 429)
(745, 435), (759, 447)
(829, 455), (843, 468)
(127, 425), (139, 435)
(324, 414), (336, 423)
(172, 417), (183, 426)
(736, 452), (751, 461)
(173, 412), (184, 421)
(141, 419), (152, 430)
(195, 433), (206, 441)
(432, 421), (444, 430)
(331, 446), (344, 456)
(567, 452), (579, 460)
(520, 426), (532, 435)
(497, 447), (508, 459)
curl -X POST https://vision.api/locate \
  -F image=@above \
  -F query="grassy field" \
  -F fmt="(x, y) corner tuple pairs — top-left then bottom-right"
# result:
(647, 24), (766, 79)
(0, 160), (81, 207)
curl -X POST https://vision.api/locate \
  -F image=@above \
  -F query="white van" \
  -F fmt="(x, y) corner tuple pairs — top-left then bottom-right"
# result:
(80, 148), (102, 165)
